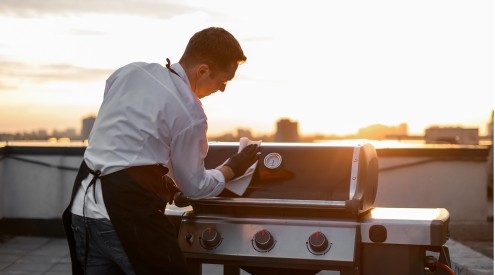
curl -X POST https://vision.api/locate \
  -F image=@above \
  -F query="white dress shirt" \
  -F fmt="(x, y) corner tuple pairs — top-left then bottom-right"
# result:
(70, 62), (225, 219)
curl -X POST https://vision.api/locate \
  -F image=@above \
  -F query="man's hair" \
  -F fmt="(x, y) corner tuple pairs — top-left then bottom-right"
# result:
(179, 27), (247, 72)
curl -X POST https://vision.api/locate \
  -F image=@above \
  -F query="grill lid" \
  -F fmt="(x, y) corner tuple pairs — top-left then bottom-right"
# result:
(190, 142), (378, 216)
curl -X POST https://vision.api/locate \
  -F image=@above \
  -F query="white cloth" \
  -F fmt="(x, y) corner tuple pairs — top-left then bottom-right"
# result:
(70, 62), (225, 219)
(223, 137), (261, 196)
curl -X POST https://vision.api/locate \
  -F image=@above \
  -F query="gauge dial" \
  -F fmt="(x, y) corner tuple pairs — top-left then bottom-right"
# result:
(263, 153), (282, 169)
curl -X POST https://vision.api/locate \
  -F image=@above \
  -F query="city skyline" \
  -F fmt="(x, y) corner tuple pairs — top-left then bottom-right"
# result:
(0, 1), (493, 137)
(1, 113), (492, 141)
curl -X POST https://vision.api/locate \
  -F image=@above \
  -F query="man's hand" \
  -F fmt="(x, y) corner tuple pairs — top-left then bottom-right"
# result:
(224, 144), (260, 178)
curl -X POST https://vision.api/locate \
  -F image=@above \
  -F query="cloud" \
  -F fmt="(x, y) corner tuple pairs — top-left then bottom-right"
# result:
(34, 63), (114, 82)
(0, 81), (17, 91)
(0, 57), (113, 91)
(0, 0), (196, 19)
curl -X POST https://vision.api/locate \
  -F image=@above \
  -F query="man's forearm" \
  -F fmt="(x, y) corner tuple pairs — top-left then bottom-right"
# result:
(217, 165), (235, 182)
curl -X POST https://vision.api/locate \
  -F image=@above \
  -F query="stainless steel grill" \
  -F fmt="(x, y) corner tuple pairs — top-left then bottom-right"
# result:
(169, 142), (451, 275)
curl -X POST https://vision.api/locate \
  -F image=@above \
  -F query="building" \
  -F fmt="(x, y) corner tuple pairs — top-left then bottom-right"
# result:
(81, 115), (96, 141)
(274, 118), (299, 142)
(425, 127), (479, 145)
(358, 123), (408, 140)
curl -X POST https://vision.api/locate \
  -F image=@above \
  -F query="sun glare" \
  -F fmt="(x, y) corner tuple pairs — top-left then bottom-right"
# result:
(370, 208), (443, 221)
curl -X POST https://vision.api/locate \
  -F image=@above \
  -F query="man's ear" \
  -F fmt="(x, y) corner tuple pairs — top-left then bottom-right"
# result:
(197, 64), (211, 80)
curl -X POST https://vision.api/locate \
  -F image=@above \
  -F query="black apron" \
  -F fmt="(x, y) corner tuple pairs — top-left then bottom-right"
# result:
(62, 160), (190, 275)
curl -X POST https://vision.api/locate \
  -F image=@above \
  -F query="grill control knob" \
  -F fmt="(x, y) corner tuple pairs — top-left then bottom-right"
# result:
(307, 231), (330, 254)
(200, 227), (221, 249)
(185, 233), (194, 245)
(253, 229), (275, 251)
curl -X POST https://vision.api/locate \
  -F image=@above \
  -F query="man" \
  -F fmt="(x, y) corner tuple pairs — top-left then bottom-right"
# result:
(62, 27), (260, 275)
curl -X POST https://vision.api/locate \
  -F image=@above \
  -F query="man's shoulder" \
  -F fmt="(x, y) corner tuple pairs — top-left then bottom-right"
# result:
(125, 62), (164, 71)
(110, 62), (166, 80)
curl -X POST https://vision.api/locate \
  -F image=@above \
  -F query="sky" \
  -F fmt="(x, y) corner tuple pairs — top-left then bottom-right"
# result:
(0, 0), (493, 137)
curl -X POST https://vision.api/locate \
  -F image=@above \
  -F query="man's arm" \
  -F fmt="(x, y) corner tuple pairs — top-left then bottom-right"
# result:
(217, 165), (235, 182)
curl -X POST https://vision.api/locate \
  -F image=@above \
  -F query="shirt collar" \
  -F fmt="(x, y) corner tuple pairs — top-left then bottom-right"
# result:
(169, 63), (190, 87)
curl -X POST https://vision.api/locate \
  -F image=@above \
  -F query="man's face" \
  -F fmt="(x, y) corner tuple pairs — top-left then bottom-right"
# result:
(195, 64), (238, 98)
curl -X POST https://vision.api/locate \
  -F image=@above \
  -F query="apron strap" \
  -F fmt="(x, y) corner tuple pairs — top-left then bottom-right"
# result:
(82, 166), (101, 274)
(86, 169), (101, 204)
(166, 58), (181, 77)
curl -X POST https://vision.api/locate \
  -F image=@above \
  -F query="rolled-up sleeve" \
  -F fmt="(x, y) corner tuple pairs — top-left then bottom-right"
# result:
(169, 120), (225, 199)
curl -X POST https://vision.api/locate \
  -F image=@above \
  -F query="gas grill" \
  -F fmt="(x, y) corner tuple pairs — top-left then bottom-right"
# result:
(170, 142), (452, 275)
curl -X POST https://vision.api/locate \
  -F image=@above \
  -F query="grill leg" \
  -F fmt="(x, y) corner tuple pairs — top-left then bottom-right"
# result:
(224, 265), (241, 275)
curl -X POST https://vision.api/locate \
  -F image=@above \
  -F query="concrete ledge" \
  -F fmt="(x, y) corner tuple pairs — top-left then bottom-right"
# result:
(447, 239), (493, 275)
(449, 221), (494, 242)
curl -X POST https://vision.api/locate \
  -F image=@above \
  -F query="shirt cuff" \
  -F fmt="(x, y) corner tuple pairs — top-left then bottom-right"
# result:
(210, 168), (226, 183)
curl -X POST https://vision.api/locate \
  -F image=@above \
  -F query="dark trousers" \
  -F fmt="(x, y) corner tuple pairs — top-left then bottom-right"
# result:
(71, 214), (135, 274)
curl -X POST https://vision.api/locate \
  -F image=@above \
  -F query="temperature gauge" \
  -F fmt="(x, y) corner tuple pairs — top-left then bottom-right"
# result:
(263, 153), (282, 170)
